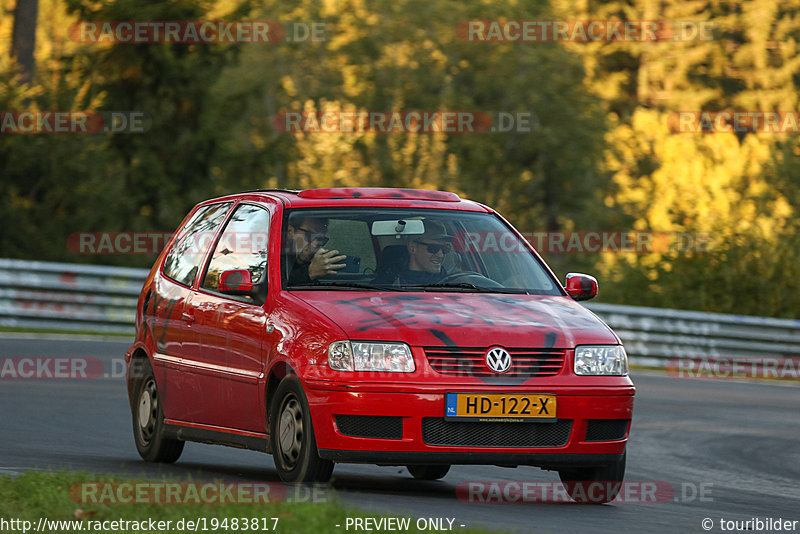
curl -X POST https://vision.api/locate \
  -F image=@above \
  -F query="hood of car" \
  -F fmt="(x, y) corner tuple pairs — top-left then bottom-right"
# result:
(292, 291), (618, 349)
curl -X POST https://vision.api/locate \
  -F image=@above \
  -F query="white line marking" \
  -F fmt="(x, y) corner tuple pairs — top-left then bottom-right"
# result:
(0, 333), (131, 342)
(0, 467), (41, 477)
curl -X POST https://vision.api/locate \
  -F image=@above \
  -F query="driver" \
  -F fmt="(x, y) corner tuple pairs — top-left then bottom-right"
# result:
(395, 220), (452, 285)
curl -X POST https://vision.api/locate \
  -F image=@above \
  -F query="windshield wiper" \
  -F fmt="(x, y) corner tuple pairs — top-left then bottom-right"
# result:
(289, 281), (407, 291)
(409, 283), (530, 294)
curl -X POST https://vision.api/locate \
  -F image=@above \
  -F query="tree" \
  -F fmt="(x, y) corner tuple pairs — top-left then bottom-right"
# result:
(10, 0), (38, 82)
(598, 109), (796, 316)
(211, 0), (608, 235)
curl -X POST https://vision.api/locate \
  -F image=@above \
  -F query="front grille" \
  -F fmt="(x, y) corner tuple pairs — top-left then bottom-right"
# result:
(585, 419), (629, 442)
(422, 418), (572, 447)
(424, 347), (565, 377)
(335, 415), (403, 440)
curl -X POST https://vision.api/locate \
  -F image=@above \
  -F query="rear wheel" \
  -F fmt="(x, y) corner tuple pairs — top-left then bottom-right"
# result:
(407, 465), (451, 480)
(131, 359), (184, 463)
(270, 376), (334, 483)
(558, 452), (626, 504)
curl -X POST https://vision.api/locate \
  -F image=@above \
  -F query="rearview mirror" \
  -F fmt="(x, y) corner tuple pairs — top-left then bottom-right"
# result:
(565, 273), (598, 301)
(219, 269), (254, 295)
(371, 219), (425, 236)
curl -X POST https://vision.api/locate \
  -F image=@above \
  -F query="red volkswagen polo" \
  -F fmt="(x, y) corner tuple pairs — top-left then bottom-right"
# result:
(125, 187), (634, 503)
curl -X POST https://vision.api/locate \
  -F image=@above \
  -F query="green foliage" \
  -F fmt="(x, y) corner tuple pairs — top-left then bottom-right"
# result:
(1, 0), (798, 317)
(550, 0), (800, 317)
(211, 0), (607, 233)
(596, 112), (800, 315)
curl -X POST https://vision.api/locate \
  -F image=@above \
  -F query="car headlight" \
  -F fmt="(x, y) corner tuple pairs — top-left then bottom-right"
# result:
(328, 341), (415, 372)
(574, 345), (628, 376)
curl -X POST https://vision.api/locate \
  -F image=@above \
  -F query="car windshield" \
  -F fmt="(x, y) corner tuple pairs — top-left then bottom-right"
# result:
(281, 208), (562, 295)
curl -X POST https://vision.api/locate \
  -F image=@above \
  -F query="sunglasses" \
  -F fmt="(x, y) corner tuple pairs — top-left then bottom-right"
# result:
(295, 226), (329, 246)
(416, 241), (451, 254)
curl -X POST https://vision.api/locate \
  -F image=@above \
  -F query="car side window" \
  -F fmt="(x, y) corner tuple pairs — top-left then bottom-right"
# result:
(324, 219), (377, 273)
(202, 204), (270, 297)
(163, 203), (232, 287)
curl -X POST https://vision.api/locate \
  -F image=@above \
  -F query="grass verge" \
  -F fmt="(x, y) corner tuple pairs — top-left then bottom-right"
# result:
(0, 471), (496, 534)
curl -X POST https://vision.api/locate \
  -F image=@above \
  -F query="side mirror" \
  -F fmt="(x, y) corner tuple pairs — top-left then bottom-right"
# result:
(219, 269), (254, 295)
(565, 273), (598, 301)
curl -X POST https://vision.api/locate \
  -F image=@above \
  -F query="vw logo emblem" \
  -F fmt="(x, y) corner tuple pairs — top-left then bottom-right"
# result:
(485, 347), (512, 374)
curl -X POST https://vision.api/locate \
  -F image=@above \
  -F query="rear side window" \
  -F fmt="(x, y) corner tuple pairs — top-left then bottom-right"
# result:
(163, 203), (232, 287)
(324, 219), (377, 272)
(203, 204), (270, 293)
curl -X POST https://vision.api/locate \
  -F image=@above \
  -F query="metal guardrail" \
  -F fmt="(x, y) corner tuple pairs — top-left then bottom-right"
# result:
(584, 303), (800, 367)
(0, 259), (148, 334)
(1, 258), (798, 366)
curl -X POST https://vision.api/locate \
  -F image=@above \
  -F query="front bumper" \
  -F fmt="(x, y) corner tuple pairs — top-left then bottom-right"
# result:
(305, 381), (634, 468)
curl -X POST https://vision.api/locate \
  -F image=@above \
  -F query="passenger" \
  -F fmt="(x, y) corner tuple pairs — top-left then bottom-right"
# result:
(286, 217), (346, 284)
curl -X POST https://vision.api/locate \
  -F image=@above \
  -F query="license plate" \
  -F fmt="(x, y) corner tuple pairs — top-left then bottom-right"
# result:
(445, 393), (556, 422)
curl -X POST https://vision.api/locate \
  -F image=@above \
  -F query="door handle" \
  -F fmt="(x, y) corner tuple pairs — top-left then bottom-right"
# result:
(182, 312), (195, 323)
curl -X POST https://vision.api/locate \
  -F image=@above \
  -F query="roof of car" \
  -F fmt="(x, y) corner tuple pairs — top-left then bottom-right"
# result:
(201, 187), (491, 212)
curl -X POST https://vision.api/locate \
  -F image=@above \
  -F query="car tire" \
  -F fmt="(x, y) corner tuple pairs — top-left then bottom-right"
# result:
(270, 376), (334, 484)
(558, 451), (626, 504)
(131, 359), (184, 463)
(406, 465), (451, 480)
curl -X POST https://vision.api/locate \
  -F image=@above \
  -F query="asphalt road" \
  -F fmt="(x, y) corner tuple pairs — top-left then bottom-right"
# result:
(1, 334), (798, 534)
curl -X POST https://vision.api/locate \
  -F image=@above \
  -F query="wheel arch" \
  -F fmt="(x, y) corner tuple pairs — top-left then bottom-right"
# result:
(265, 360), (297, 429)
(127, 347), (152, 410)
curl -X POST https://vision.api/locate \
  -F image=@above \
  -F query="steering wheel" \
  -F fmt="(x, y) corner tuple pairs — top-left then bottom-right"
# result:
(436, 271), (504, 288)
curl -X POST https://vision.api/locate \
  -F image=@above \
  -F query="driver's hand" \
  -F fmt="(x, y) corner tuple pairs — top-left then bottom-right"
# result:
(308, 249), (347, 280)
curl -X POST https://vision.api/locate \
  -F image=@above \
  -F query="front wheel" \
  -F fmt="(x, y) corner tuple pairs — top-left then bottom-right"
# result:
(131, 359), (184, 463)
(407, 465), (450, 480)
(558, 452), (626, 504)
(270, 376), (334, 483)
